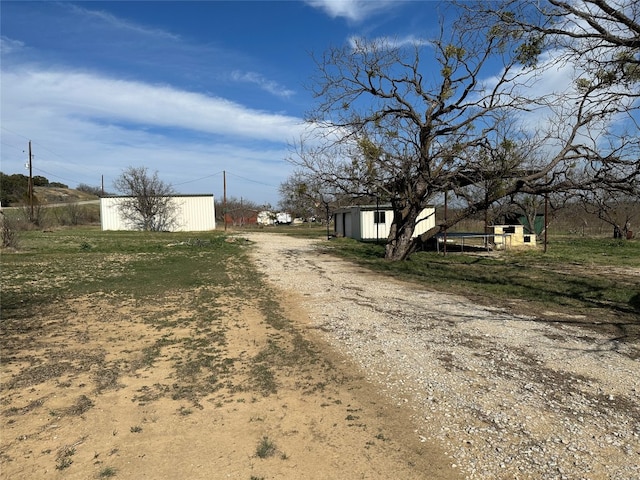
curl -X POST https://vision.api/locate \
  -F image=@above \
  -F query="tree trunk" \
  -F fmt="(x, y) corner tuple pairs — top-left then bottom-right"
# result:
(384, 204), (421, 261)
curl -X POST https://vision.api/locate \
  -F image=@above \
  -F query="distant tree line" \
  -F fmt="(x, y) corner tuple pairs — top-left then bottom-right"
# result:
(0, 172), (68, 207)
(76, 183), (105, 197)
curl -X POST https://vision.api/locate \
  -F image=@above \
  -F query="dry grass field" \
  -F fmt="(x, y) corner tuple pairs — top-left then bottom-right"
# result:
(1, 230), (457, 479)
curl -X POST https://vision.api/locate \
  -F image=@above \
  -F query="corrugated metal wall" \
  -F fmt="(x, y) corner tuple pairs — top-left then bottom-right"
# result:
(334, 212), (345, 236)
(360, 209), (390, 241)
(334, 210), (354, 238)
(100, 195), (216, 232)
(414, 208), (436, 236)
(359, 207), (435, 240)
(334, 206), (435, 241)
(100, 197), (131, 231)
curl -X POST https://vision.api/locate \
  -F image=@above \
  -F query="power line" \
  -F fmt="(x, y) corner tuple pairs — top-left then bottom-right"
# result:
(1, 127), (98, 178)
(0, 141), (25, 153)
(32, 166), (85, 187)
(2, 127), (68, 162)
(225, 171), (276, 187)
(173, 170), (225, 186)
(3, 127), (280, 195)
(173, 170), (277, 188)
(0, 126), (30, 140)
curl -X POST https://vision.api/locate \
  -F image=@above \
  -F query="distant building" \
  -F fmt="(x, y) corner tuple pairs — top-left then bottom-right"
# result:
(100, 194), (216, 232)
(334, 205), (436, 242)
(493, 224), (537, 249)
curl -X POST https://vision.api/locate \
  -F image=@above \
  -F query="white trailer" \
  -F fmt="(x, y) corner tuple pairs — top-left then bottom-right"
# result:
(334, 205), (435, 242)
(275, 212), (292, 224)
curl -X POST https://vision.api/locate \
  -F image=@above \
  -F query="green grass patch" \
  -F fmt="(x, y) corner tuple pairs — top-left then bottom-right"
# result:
(3, 226), (636, 414)
(0, 228), (237, 319)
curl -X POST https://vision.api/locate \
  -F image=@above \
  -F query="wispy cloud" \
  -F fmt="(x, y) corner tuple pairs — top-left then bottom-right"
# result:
(0, 3), (308, 203)
(0, 36), (25, 55)
(305, 0), (399, 22)
(348, 34), (431, 52)
(231, 70), (296, 99)
(65, 4), (181, 41)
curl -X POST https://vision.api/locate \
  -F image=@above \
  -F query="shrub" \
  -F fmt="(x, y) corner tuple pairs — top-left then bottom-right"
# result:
(1, 214), (19, 249)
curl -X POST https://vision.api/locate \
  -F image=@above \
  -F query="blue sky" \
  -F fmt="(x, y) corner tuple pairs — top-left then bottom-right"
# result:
(1, 0), (447, 206)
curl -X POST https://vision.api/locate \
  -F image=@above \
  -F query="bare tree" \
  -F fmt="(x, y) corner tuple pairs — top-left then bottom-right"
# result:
(113, 166), (177, 231)
(578, 188), (638, 238)
(473, 1), (640, 188)
(1, 212), (20, 249)
(291, 4), (639, 260)
(279, 170), (357, 222)
(217, 196), (261, 226)
(278, 174), (320, 221)
(481, 0), (639, 81)
(292, 23), (547, 260)
(76, 183), (104, 197)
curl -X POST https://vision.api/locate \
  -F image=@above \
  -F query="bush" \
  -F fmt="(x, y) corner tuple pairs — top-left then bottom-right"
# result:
(1, 214), (20, 249)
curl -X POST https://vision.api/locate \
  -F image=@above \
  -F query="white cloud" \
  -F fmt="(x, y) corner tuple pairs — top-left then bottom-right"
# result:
(347, 34), (431, 52)
(305, 0), (399, 22)
(230, 70), (296, 99)
(2, 68), (304, 142)
(0, 36), (25, 55)
(0, 67), (302, 203)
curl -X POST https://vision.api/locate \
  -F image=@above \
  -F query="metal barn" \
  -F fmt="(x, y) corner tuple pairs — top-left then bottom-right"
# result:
(334, 205), (436, 242)
(100, 194), (216, 232)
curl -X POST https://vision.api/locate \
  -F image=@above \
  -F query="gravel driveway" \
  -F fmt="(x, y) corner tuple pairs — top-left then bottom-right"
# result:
(245, 232), (639, 480)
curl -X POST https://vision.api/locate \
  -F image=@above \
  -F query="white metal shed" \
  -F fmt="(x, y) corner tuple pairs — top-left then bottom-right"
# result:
(100, 194), (216, 232)
(334, 205), (435, 242)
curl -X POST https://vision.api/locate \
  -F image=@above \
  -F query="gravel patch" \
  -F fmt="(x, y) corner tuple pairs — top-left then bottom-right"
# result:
(245, 232), (640, 480)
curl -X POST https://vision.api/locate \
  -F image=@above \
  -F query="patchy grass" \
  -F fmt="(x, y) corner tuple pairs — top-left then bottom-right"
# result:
(255, 436), (277, 459)
(6, 225), (633, 478)
(1, 228), (256, 415)
(325, 235), (640, 322)
(55, 444), (78, 470)
(98, 466), (117, 478)
(1, 229), (238, 322)
(0, 227), (331, 477)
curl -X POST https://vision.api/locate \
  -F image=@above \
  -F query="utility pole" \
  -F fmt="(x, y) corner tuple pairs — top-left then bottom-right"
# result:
(443, 190), (448, 256)
(544, 191), (549, 253)
(223, 170), (227, 231)
(27, 141), (34, 222)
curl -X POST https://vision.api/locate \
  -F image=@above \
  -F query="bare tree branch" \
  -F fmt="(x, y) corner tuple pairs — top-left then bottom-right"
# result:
(113, 166), (177, 231)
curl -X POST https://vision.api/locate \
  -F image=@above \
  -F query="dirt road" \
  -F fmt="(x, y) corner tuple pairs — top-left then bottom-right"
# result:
(246, 233), (640, 480)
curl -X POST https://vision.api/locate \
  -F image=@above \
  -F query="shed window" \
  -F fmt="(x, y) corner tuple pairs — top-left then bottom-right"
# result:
(374, 211), (386, 224)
